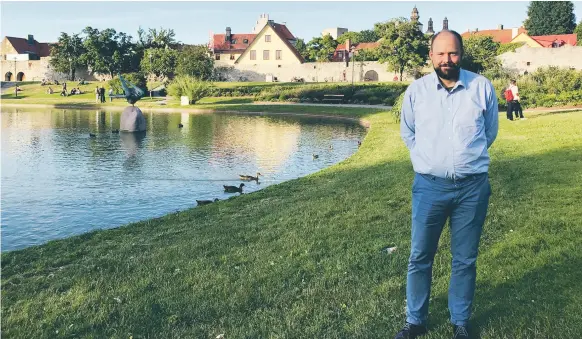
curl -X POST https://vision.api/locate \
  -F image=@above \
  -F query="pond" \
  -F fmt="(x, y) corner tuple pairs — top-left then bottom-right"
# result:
(1, 108), (366, 251)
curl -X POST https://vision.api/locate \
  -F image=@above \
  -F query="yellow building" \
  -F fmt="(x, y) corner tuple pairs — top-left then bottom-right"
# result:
(209, 15), (304, 66)
(510, 32), (578, 48)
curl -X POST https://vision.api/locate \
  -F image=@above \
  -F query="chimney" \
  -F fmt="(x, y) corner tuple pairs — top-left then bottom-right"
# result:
(512, 27), (519, 39)
(498, 24), (504, 30)
(475, 28), (479, 32)
(27, 34), (34, 45)
(225, 27), (231, 42)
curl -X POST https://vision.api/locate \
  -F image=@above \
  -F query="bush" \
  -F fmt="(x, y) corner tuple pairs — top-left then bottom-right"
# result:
(390, 92), (406, 123)
(167, 75), (211, 104)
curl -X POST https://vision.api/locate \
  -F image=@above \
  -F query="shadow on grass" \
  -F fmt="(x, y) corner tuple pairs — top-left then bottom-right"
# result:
(1, 141), (581, 337)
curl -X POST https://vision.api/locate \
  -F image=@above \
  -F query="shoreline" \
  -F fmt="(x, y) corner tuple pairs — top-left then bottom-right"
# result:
(0, 102), (373, 128)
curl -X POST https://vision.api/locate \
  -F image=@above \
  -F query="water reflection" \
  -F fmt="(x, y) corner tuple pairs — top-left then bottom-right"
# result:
(1, 107), (366, 251)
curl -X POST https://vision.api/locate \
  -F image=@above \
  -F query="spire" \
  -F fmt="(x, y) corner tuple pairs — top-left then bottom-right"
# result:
(426, 17), (435, 35)
(411, 5), (419, 22)
(443, 17), (449, 30)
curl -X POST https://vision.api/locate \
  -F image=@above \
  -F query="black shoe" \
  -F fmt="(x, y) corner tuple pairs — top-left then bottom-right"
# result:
(394, 322), (427, 339)
(452, 325), (470, 339)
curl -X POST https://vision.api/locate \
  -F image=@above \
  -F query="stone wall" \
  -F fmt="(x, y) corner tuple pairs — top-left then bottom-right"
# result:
(215, 60), (412, 83)
(1, 56), (108, 82)
(498, 45), (582, 74)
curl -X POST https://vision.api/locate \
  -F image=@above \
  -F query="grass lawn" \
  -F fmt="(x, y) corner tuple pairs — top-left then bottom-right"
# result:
(1, 103), (581, 338)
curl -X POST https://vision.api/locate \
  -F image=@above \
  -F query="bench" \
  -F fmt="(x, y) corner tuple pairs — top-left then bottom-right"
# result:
(322, 94), (344, 104)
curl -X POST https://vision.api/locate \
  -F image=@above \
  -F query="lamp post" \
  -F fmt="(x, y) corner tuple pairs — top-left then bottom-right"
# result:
(12, 56), (17, 98)
(149, 53), (153, 98)
(350, 46), (356, 93)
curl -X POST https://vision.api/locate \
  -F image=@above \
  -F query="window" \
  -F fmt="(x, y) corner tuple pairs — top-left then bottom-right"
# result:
(243, 39), (249, 44)
(265, 35), (271, 42)
(250, 50), (256, 60)
(278, 65), (281, 68)
(263, 50), (270, 60)
(526, 62), (531, 66)
(338, 51), (344, 59)
(215, 54), (220, 60)
(276, 50), (282, 60)
(230, 54), (235, 60)
(231, 39), (237, 44)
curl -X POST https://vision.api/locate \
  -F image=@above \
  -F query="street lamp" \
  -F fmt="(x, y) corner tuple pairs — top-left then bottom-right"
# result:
(12, 56), (18, 98)
(350, 46), (356, 93)
(149, 53), (153, 98)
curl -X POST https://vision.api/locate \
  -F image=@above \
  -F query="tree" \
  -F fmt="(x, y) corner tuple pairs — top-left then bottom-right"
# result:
(81, 27), (136, 76)
(374, 18), (429, 81)
(175, 45), (214, 80)
(140, 47), (177, 78)
(524, 1), (576, 36)
(337, 31), (362, 45)
(293, 38), (310, 61)
(461, 35), (501, 73)
(49, 33), (85, 81)
(359, 30), (380, 43)
(137, 27), (178, 49)
(575, 20), (582, 46)
(306, 34), (338, 62)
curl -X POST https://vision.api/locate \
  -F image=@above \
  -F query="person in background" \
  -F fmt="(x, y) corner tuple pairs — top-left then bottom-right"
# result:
(509, 79), (526, 120)
(100, 86), (106, 103)
(109, 88), (114, 102)
(95, 86), (100, 103)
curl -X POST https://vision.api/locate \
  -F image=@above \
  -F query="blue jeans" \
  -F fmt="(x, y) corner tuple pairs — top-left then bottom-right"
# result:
(406, 172), (491, 327)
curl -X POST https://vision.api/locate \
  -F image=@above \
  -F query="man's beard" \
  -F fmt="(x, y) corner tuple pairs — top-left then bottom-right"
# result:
(434, 62), (460, 81)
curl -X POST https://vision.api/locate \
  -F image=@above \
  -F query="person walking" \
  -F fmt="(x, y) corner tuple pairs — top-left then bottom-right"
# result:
(100, 86), (106, 103)
(397, 30), (499, 339)
(509, 79), (526, 120)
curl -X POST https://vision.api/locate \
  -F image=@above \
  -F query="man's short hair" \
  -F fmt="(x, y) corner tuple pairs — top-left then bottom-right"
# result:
(510, 79), (516, 84)
(430, 30), (464, 56)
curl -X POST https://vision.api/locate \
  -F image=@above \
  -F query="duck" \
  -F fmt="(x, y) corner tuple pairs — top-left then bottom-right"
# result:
(329, 144), (333, 150)
(223, 183), (245, 193)
(89, 133), (97, 138)
(312, 154), (319, 159)
(239, 172), (262, 181)
(196, 198), (219, 206)
(178, 123), (184, 128)
(358, 141), (362, 148)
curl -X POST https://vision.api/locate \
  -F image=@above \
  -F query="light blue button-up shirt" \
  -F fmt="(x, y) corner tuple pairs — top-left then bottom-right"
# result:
(400, 69), (499, 179)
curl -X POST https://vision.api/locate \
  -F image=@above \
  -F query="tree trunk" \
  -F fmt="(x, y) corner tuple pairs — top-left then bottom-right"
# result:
(399, 66), (404, 82)
(69, 65), (76, 81)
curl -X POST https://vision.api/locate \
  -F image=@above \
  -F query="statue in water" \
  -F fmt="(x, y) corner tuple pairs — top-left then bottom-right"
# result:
(119, 74), (146, 132)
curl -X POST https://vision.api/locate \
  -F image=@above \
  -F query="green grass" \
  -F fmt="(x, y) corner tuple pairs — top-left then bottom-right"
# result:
(1, 106), (582, 338)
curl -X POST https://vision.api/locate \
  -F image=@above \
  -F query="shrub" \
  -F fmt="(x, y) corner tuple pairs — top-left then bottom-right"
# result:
(167, 75), (211, 104)
(390, 92), (406, 123)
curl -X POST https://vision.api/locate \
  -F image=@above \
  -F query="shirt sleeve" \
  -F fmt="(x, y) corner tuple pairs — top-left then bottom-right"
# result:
(400, 86), (416, 151)
(484, 82), (499, 148)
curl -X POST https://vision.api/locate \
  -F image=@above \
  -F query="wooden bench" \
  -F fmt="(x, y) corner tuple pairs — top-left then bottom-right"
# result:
(322, 94), (344, 104)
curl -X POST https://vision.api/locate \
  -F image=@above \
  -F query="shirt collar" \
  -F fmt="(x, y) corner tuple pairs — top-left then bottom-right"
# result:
(433, 68), (466, 91)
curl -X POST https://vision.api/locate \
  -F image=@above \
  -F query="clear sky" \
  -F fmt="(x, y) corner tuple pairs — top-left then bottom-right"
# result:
(1, 1), (581, 45)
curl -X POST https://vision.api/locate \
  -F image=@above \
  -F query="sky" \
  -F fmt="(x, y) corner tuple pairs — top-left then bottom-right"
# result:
(1, 1), (581, 45)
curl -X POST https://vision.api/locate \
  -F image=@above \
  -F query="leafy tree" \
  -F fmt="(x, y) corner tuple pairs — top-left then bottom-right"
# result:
(293, 38), (310, 61)
(575, 20), (582, 46)
(81, 27), (136, 76)
(462, 35), (501, 73)
(49, 33), (85, 81)
(337, 31), (362, 45)
(306, 34), (338, 62)
(140, 47), (178, 78)
(524, 1), (576, 35)
(359, 30), (380, 43)
(374, 18), (429, 81)
(137, 27), (178, 49)
(175, 45), (214, 80)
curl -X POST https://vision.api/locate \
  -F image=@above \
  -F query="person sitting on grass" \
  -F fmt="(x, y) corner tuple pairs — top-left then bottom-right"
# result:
(46, 87), (54, 94)
(60, 89), (67, 97)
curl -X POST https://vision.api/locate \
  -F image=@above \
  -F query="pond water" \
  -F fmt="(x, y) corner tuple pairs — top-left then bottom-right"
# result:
(1, 108), (366, 251)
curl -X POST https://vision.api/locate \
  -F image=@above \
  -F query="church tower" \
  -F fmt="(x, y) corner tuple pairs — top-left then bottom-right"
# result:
(443, 17), (449, 30)
(426, 17), (435, 35)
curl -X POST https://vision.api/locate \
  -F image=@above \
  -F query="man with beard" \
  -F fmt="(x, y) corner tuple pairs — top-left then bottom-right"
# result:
(396, 30), (498, 339)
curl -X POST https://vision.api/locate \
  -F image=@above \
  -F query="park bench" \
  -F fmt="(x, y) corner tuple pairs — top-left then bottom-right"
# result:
(322, 94), (344, 104)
